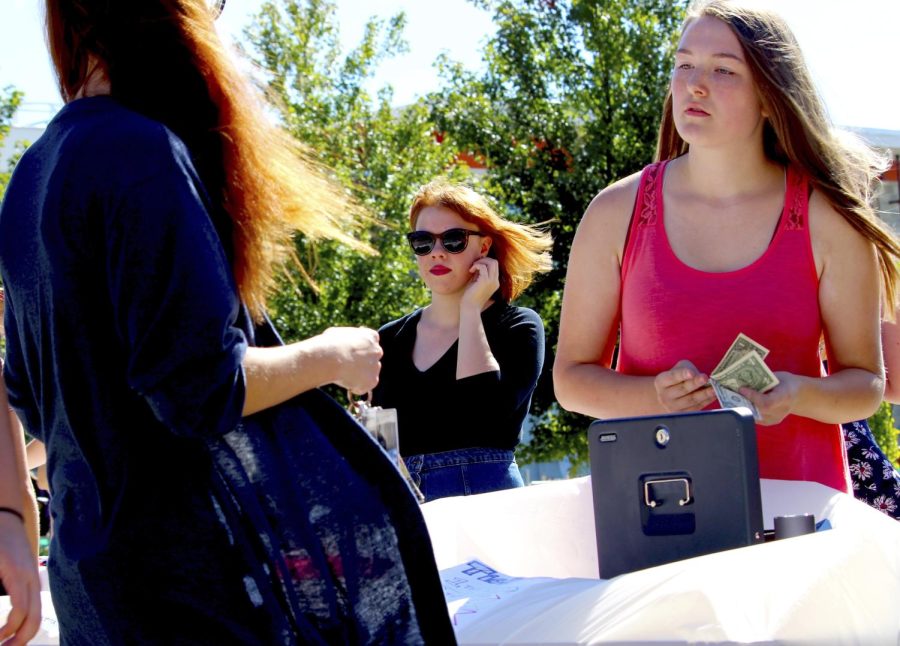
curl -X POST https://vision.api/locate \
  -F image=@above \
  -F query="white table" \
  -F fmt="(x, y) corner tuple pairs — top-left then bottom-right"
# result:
(8, 478), (899, 645)
(423, 477), (900, 644)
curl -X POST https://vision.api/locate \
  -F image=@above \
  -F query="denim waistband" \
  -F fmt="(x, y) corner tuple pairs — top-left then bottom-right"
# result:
(405, 448), (516, 471)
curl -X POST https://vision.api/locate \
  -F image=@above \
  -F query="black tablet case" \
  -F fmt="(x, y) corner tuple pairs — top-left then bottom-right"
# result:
(588, 409), (764, 579)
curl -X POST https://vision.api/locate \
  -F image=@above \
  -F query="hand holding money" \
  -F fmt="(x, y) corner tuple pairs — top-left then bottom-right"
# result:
(709, 333), (779, 420)
(653, 359), (718, 413)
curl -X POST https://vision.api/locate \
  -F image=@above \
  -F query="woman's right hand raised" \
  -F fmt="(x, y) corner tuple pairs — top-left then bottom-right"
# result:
(319, 327), (383, 395)
(654, 360), (716, 413)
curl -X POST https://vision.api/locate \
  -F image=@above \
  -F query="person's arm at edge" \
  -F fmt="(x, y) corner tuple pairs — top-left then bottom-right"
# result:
(553, 173), (707, 418)
(242, 326), (382, 416)
(746, 191), (884, 424)
(882, 314), (900, 404)
(456, 307), (544, 412)
(24, 440), (45, 473)
(457, 256), (502, 380)
(8, 413), (37, 558)
(0, 379), (41, 646)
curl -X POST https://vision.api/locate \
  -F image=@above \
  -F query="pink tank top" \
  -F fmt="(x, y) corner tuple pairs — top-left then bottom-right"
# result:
(619, 161), (851, 493)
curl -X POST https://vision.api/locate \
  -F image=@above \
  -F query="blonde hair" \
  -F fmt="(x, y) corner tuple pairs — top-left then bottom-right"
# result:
(656, 0), (900, 312)
(409, 180), (553, 301)
(46, 0), (369, 320)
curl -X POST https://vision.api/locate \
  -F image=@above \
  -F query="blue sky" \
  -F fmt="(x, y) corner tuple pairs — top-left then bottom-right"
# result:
(2, 0), (898, 132)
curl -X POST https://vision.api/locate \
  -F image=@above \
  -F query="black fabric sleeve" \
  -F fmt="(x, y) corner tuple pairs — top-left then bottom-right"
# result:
(453, 307), (545, 441)
(2, 295), (40, 439)
(105, 128), (247, 439)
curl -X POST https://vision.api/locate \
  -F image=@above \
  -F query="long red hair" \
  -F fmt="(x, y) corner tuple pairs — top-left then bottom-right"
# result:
(409, 180), (553, 302)
(45, 0), (368, 319)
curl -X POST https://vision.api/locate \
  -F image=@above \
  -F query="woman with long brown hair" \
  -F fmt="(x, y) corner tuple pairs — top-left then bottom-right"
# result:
(0, 1), (452, 643)
(555, 0), (900, 494)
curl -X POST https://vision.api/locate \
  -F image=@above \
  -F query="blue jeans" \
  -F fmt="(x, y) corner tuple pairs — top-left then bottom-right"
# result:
(404, 448), (524, 503)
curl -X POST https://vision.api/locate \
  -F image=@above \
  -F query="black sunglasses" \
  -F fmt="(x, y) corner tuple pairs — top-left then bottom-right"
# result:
(406, 228), (485, 255)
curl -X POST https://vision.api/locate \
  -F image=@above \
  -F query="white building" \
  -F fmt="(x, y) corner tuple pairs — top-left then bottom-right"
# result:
(850, 127), (900, 232)
(0, 101), (58, 171)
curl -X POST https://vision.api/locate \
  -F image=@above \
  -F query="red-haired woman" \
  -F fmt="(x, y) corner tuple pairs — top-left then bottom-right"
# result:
(373, 180), (552, 502)
(0, 1), (451, 643)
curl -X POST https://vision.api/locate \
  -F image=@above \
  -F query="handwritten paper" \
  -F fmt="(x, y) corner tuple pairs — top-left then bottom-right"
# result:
(440, 559), (554, 629)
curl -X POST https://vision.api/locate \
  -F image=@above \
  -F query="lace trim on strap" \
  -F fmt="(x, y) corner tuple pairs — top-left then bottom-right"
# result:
(637, 162), (664, 227)
(786, 166), (807, 231)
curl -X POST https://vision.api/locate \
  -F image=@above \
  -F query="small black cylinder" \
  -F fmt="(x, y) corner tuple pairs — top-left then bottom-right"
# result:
(774, 513), (816, 540)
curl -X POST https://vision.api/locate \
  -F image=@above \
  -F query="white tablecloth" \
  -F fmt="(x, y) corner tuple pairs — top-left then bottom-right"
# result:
(422, 477), (900, 644)
(7, 478), (899, 644)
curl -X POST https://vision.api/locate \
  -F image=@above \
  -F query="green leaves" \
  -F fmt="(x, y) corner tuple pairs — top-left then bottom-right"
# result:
(0, 86), (24, 199)
(246, 0), (686, 465)
(868, 401), (900, 468)
(245, 0), (464, 344)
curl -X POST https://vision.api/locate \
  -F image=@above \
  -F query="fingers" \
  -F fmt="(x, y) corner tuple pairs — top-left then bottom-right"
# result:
(655, 360), (714, 411)
(739, 386), (789, 426)
(0, 571), (41, 646)
(345, 374), (379, 396)
(655, 360), (701, 386)
(345, 357), (381, 395)
(469, 258), (498, 280)
(669, 383), (716, 411)
(339, 327), (382, 395)
(0, 516), (41, 646)
(655, 362), (706, 392)
(464, 258), (500, 307)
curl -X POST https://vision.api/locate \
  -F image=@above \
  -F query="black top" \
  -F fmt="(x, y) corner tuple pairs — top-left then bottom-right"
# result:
(0, 96), (260, 641)
(0, 96), (454, 644)
(373, 302), (544, 455)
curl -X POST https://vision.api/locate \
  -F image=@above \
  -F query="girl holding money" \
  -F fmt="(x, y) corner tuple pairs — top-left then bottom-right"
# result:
(554, 0), (900, 494)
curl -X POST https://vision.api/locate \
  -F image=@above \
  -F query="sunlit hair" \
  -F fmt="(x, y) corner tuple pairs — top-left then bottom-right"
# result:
(409, 180), (553, 301)
(656, 0), (900, 313)
(44, 0), (369, 320)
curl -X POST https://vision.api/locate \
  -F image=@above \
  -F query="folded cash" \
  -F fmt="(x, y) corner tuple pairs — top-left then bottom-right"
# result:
(710, 378), (760, 421)
(708, 333), (778, 420)
(711, 333), (779, 393)
(710, 332), (769, 377)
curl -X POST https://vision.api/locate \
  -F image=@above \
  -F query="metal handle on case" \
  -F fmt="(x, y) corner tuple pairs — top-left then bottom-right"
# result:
(643, 477), (692, 508)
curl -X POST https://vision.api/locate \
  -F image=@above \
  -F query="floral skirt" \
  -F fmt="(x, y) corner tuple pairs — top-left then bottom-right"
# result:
(842, 419), (900, 520)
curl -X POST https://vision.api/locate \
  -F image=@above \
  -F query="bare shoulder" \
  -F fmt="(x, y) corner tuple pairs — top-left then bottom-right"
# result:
(808, 190), (874, 273)
(577, 170), (643, 257)
(584, 170), (643, 223)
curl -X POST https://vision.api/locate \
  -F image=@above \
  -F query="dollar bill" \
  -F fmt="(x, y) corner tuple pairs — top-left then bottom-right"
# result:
(712, 351), (779, 393)
(711, 332), (770, 378)
(710, 378), (760, 421)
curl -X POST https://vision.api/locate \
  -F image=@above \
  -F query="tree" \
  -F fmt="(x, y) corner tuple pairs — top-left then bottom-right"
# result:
(868, 401), (900, 468)
(244, 0), (470, 352)
(425, 0), (687, 467)
(0, 86), (24, 199)
(244, 0), (685, 464)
